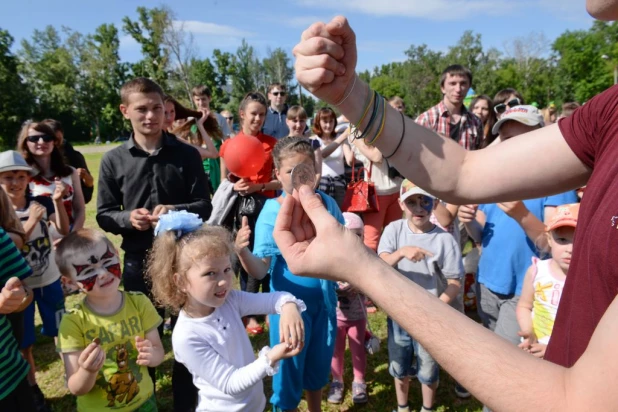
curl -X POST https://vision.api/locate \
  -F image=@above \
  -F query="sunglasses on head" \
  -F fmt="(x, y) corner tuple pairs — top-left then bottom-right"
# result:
(27, 135), (55, 143)
(494, 98), (521, 114)
(271, 91), (286, 97)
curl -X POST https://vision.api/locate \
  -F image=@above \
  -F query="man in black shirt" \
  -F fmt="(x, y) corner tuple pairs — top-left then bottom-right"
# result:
(97, 78), (211, 292)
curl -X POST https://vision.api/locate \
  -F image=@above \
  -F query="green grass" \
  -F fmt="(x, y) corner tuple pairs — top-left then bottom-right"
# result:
(35, 146), (483, 411)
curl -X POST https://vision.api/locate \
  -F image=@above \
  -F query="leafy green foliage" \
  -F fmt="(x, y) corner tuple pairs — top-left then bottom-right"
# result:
(2, 15), (617, 147)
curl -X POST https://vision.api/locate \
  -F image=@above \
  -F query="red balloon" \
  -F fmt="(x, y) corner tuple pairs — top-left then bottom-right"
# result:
(220, 134), (266, 178)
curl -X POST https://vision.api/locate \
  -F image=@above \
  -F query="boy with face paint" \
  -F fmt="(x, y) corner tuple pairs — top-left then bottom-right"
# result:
(55, 229), (164, 412)
(378, 179), (463, 412)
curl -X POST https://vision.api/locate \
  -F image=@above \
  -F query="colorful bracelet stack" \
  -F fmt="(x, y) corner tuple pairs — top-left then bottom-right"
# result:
(350, 88), (388, 145)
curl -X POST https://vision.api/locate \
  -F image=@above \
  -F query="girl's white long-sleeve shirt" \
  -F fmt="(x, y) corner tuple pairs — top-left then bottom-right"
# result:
(172, 290), (305, 412)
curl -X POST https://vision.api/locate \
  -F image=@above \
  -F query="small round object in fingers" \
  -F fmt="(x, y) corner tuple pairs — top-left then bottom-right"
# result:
(93, 337), (101, 345)
(291, 163), (316, 192)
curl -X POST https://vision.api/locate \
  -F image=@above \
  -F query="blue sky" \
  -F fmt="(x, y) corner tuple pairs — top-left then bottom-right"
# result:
(1, 0), (595, 73)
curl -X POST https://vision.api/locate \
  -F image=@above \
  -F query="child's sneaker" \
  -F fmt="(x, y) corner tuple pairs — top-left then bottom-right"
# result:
(352, 382), (368, 404)
(327, 381), (344, 404)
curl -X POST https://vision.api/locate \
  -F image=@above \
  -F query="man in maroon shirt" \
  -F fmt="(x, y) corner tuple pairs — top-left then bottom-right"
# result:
(285, 5), (618, 411)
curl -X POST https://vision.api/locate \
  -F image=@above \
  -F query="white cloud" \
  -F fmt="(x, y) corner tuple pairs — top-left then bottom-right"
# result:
(296, 0), (518, 20)
(172, 20), (256, 38)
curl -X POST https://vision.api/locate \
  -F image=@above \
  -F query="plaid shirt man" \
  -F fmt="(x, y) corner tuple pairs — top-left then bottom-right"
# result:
(415, 101), (483, 150)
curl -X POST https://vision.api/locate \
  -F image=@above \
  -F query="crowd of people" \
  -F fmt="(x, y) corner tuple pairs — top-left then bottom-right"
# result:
(0, 5), (616, 412)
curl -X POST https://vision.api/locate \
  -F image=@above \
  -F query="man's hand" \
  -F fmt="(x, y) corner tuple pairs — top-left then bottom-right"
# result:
(458, 204), (478, 223)
(273, 185), (372, 283)
(293, 16), (356, 105)
(130, 208), (151, 231)
(150, 205), (175, 227)
(0, 277), (27, 314)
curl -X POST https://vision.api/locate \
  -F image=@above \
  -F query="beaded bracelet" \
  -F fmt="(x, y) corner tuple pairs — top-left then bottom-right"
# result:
(384, 111), (406, 158)
(366, 96), (387, 146)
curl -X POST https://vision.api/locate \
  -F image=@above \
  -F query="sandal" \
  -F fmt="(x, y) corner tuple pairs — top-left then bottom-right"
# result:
(246, 325), (264, 335)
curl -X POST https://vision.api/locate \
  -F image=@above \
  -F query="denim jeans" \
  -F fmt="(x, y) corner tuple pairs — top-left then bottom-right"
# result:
(387, 318), (438, 385)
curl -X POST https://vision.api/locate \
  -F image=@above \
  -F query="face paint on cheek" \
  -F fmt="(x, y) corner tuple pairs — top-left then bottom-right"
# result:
(421, 196), (434, 213)
(106, 263), (121, 280)
(79, 274), (98, 292)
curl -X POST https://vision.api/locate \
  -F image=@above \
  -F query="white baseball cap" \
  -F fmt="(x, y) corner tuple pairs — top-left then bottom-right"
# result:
(492, 105), (545, 135)
(0, 151), (34, 175)
(400, 179), (436, 202)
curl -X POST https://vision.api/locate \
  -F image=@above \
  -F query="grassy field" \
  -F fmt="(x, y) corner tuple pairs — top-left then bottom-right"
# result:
(34, 147), (483, 411)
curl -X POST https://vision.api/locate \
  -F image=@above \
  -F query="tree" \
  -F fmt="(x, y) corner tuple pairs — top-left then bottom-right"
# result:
(123, 7), (170, 88)
(0, 29), (32, 148)
(263, 47), (294, 87)
(553, 21), (618, 103)
(19, 26), (79, 117)
(231, 39), (259, 104)
(76, 24), (128, 140)
(162, 7), (197, 104)
(398, 45), (445, 115)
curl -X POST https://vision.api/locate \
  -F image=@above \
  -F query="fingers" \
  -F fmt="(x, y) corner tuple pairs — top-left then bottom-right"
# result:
(242, 216), (249, 228)
(297, 185), (337, 231)
(325, 16), (355, 43)
(290, 191), (306, 241)
(274, 192), (296, 251)
(293, 68), (336, 93)
(295, 321), (305, 348)
(135, 337), (153, 366)
(418, 248), (434, 258)
(5, 277), (22, 291)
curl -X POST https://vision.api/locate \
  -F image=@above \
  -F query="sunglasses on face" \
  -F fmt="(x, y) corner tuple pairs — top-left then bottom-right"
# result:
(225, 116), (234, 120)
(271, 91), (286, 97)
(494, 98), (521, 114)
(27, 135), (55, 143)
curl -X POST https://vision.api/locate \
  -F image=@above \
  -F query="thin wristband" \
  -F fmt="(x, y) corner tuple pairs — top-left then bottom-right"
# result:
(384, 111), (406, 158)
(366, 96), (387, 145)
(335, 75), (357, 106)
(357, 91), (381, 141)
(351, 90), (375, 139)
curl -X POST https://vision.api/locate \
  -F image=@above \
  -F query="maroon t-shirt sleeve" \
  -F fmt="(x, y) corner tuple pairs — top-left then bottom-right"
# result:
(558, 84), (618, 169)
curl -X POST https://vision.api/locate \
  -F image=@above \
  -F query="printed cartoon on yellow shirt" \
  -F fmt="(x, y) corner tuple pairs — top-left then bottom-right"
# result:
(94, 339), (144, 408)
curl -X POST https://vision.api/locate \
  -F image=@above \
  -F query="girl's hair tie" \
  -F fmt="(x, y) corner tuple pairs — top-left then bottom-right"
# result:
(154, 210), (203, 239)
